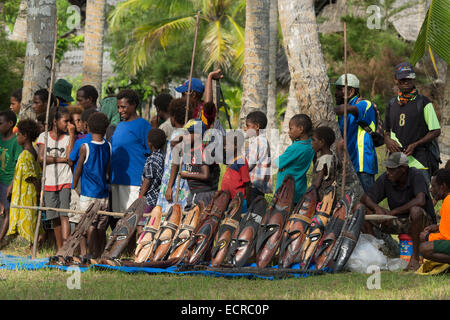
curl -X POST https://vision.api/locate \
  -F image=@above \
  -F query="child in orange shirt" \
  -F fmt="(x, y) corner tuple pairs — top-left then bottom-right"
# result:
(420, 169), (450, 263)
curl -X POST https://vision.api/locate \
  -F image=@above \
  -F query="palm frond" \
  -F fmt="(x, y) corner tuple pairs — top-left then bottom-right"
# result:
(410, 0), (450, 65)
(109, 0), (196, 30)
(226, 14), (245, 76)
(201, 20), (236, 72)
(118, 15), (197, 74)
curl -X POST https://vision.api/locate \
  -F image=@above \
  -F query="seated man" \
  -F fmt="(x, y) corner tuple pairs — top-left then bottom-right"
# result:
(419, 169), (450, 264)
(361, 152), (436, 271)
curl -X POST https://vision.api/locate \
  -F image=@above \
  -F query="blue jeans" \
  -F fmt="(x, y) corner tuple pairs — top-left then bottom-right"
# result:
(357, 172), (375, 193)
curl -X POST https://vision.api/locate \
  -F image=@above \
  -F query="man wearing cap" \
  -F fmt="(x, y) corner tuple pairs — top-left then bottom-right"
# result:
(361, 152), (437, 271)
(384, 62), (441, 181)
(54, 79), (74, 107)
(333, 73), (378, 192)
(175, 70), (226, 131)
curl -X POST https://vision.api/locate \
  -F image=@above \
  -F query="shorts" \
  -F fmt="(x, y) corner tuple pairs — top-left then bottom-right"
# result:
(111, 184), (140, 213)
(69, 189), (82, 224)
(185, 190), (216, 211)
(357, 172), (375, 193)
(248, 187), (264, 209)
(139, 204), (155, 226)
(44, 188), (71, 220)
(433, 240), (450, 255)
(79, 195), (109, 230)
(371, 208), (433, 234)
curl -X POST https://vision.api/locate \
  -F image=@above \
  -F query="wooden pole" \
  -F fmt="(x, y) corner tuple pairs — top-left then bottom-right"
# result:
(32, 21), (58, 259)
(341, 22), (348, 200)
(11, 205), (176, 218)
(174, 11), (201, 203)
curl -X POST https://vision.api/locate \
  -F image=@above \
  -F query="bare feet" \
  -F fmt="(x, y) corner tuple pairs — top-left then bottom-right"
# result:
(404, 258), (421, 271)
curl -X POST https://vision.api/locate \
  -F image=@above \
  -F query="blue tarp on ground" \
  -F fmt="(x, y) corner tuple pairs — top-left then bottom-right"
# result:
(0, 252), (329, 280)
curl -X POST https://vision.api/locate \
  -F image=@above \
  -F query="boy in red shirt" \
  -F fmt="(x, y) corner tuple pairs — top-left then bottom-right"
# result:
(221, 131), (250, 212)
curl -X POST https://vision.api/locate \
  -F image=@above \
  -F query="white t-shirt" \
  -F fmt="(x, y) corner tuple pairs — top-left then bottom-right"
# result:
(36, 132), (73, 191)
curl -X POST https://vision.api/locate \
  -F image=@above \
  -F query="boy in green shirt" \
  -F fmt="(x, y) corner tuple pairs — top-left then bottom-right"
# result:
(0, 110), (23, 244)
(275, 114), (315, 205)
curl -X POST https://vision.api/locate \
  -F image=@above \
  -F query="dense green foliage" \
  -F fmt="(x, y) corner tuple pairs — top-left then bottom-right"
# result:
(3, 0), (22, 32)
(0, 31), (25, 111)
(106, 8), (196, 99)
(108, 0), (245, 76)
(320, 16), (412, 116)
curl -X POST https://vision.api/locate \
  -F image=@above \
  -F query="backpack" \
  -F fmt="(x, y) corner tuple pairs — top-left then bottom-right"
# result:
(414, 95), (442, 174)
(356, 99), (385, 147)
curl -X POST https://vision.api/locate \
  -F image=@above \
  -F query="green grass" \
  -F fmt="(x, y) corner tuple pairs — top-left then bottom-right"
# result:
(1, 147), (447, 300)
(0, 267), (448, 300)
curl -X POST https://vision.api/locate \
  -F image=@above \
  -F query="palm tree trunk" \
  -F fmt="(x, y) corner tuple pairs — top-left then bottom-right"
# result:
(278, 0), (363, 199)
(82, 0), (106, 98)
(10, 0), (28, 42)
(20, 0), (57, 120)
(240, 0), (270, 127)
(440, 67), (450, 166)
(279, 83), (299, 153)
(266, 0), (278, 145)
(0, 2), (5, 31)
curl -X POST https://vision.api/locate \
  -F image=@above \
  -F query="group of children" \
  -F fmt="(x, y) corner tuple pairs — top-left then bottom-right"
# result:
(0, 84), (340, 260)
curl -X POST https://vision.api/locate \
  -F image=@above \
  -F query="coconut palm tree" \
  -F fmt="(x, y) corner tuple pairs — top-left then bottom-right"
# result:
(20, 0), (57, 120)
(278, 0), (364, 199)
(109, 0), (246, 76)
(82, 0), (107, 96)
(266, 0), (279, 142)
(239, 0), (270, 125)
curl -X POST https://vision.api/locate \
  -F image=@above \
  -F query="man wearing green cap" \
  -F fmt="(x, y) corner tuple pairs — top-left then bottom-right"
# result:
(361, 152), (436, 271)
(333, 73), (378, 192)
(53, 79), (74, 107)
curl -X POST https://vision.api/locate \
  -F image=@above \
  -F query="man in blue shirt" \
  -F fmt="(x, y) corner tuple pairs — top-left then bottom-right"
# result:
(334, 73), (378, 192)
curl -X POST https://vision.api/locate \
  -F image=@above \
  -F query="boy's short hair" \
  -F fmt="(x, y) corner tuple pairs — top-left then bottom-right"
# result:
(117, 89), (139, 107)
(88, 112), (110, 135)
(81, 107), (97, 123)
(11, 88), (22, 102)
(147, 128), (167, 150)
(17, 119), (40, 142)
(78, 85), (99, 104)
(246, 111), (268, 129)
(290, 114), (312, 135)
(313, 126), (336, 147)
(0, 110), (18, 126)
(168, 98), (193, 126)
(154, 93), (173, 113)
(434, 169), (450, 189)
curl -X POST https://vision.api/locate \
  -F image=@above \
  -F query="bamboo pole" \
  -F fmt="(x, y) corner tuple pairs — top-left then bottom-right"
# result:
(341, 21), (348, 200)
(32, 22), (58, 259)
(174, 11), (201, 203)
(364, 215), (398, 221)
(11, 205), (177, 218)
